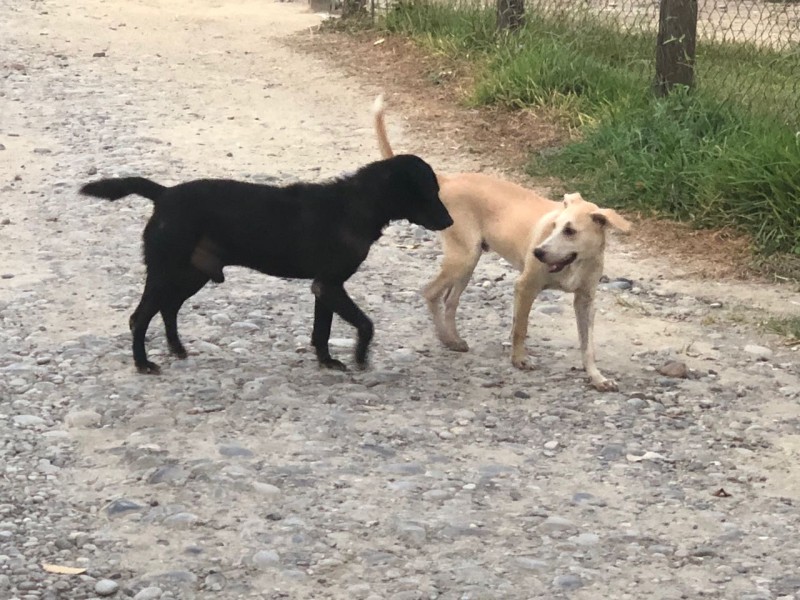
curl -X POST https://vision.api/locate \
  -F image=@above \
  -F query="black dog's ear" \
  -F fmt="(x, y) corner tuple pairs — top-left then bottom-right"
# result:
(401, 158), (433, 193)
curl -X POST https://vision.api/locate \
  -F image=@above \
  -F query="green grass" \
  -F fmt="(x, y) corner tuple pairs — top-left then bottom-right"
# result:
(528, 90), (800, 256)
(377, 0), (800, 260)
(764, 315), (800, 343)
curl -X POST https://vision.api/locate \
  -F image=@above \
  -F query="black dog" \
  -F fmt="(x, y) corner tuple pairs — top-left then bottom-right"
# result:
(80, 155), (453, 374)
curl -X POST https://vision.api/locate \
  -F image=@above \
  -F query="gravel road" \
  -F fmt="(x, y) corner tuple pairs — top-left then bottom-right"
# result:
(2, 1), (799, 599)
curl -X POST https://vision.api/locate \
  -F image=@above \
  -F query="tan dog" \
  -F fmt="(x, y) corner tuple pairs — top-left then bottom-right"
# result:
(373, 95), (631, 391)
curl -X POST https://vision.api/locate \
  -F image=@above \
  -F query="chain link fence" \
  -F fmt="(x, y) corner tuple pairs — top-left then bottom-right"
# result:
(577, 0), (799, 49)
(334, 0), (799, 126)
(529, 0), (800, 123)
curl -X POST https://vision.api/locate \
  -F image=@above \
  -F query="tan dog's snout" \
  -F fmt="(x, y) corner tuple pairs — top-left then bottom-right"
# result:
(533, 244), (578, 273)
(532, 244), (572, 263)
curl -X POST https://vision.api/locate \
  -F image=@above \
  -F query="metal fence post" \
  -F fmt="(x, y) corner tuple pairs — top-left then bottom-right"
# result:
(653, 0), (698, 96)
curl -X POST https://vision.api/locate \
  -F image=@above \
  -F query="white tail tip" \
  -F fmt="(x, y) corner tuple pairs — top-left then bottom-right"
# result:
(372, 93), (385, 115)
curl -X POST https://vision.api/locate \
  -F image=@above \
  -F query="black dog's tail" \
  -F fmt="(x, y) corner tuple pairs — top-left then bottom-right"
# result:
(80, 177), (167, 202)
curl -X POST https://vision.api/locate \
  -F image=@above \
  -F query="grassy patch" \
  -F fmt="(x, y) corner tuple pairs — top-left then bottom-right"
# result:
(764, 315), (800, 343)
(529, 90), (800, 256)
(376, 0), (800, 261)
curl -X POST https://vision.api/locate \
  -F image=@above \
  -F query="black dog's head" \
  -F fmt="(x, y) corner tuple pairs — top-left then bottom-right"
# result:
(387, 154), (453, 232)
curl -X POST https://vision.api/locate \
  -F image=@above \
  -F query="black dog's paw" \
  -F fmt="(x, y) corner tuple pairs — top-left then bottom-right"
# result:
(136, 361), (162, 375)
(169, 345), (188, 359)
(355, 348), (370, 370)
(319, 358), (348, 371)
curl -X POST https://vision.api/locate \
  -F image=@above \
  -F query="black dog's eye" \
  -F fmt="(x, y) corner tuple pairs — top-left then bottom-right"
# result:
(563, 225), (576, 236)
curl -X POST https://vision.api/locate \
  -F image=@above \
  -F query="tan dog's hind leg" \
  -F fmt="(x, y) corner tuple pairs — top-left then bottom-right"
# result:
(423, 236), (481, 352)
(423, 270), (463, 350)
(574, 291), (617, 391)
(510, 267), (545, 370)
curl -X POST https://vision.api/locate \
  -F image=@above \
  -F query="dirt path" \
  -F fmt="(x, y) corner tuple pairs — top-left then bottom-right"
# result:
(1, 1), (799, 599)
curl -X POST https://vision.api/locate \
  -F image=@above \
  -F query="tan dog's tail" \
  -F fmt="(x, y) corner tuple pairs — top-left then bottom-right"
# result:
(372, 94), (396, 159)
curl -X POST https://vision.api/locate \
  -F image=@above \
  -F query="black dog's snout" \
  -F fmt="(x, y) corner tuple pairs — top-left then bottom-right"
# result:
(427, 206), (453, 231)
(533, 248), (546, 262)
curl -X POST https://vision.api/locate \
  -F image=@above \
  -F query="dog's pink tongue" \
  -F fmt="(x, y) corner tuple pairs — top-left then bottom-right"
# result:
(548, 264), (560, 273)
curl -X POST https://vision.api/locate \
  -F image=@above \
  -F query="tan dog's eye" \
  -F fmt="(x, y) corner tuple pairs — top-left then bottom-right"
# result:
(563, 225), (576, 236)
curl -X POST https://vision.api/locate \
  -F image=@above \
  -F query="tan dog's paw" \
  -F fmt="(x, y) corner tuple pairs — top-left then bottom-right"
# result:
(592, 377), (618, 392)
(443, 338), (469, 352)
(512, 356), (536, 371)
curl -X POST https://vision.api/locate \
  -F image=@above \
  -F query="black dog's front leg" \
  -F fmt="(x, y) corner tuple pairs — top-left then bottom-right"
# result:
(312, 281), (374, 369)
(311, 293), (347, 371)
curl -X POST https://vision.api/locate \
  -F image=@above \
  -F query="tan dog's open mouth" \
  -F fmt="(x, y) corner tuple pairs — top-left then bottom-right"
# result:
(545, 252), (577, 273)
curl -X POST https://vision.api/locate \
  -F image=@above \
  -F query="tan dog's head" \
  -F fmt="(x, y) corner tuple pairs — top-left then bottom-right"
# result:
(533, 192), (631, 273)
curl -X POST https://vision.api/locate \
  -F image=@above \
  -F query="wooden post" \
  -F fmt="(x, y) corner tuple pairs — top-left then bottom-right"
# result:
(497, 0), (525, 32)
(653, 0), (698, 96)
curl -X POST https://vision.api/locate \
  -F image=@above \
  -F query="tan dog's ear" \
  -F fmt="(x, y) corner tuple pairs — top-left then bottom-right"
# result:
(591, 209), (631, 232)
(563, 192), (583, 207)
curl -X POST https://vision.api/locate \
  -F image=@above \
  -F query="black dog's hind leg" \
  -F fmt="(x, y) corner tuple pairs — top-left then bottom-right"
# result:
(160, 268), (210, 359)
(311, 294), (346, 371)
(131, 274), (163, 374)
(129, 308), (140, 332)
(313, 281), (374, 369)
(130, 216), (211, 373)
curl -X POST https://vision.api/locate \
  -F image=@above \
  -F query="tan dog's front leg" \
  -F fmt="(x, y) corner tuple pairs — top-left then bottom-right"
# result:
(511, 274), (542, 370)
(573, 291), (617, 391)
